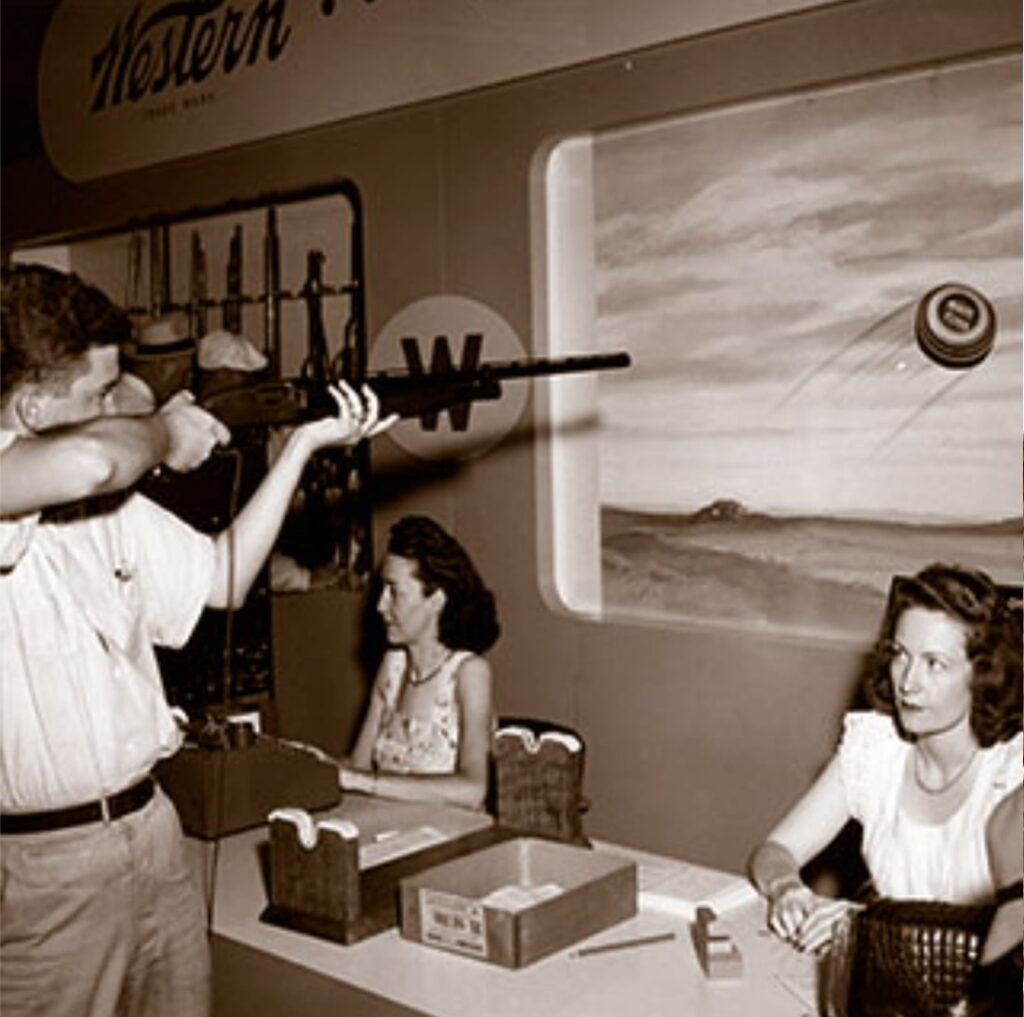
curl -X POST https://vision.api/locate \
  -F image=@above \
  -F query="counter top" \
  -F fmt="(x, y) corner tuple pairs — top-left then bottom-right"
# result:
(191, 796), (819, 1017)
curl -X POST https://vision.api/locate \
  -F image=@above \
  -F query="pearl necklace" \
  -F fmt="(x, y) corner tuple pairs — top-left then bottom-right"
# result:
(913, 748), (979, 796)
(405, 649), (452, 687)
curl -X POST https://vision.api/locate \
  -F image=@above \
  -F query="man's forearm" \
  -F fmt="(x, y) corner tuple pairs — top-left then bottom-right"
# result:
(208, 382), (385, 607)
(0, 417), (169, 516)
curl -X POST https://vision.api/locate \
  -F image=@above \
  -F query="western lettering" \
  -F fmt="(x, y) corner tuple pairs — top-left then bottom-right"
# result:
(89, 0), (292, 113)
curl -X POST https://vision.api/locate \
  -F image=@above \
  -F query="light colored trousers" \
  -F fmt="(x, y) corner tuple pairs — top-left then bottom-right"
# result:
(1, 785), (210, 1017)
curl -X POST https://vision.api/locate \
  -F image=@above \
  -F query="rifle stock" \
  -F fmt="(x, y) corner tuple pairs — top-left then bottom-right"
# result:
(202, 351), (631, 428)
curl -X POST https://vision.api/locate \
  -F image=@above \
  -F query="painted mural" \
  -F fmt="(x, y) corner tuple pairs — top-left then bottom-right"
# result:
(593, 55), (1022, 641)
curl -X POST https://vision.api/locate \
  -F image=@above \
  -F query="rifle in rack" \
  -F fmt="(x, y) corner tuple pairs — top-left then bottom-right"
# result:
(299, 250), (332, 386)
(223, 225), (243, 334)
(282, 250), (359, 573)
(190, 230), (208, 337)
(263, 208), (282, 377)
(201, 350), (632, 429)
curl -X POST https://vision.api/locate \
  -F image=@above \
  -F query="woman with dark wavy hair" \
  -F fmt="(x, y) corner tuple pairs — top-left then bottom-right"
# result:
(339, 515), (500, 810)
(748, 563), (1023, 953)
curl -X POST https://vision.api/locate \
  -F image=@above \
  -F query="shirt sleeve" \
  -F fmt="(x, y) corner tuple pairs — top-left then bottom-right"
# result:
(123, 493), (216, 648)
(989, 732), (1024, 797)
(0, 430), (40, 573)
(837, 711), (901, 823)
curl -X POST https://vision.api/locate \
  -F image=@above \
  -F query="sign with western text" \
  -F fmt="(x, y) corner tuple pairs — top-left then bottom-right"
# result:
(39, 0), (830, 180)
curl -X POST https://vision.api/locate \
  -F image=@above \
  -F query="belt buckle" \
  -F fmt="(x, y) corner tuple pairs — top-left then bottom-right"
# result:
(100, 795), (111, 824)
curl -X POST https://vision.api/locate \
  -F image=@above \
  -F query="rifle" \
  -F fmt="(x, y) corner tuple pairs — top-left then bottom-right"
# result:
(148, 223), (172, 317)
(299, 250), (331, 385)
(223, 225), (243, 334)
(263, 207), (282, 377)
(201, 350), (632, 428)
(283, 250), (355, 572)
(190, 230), (208, 337)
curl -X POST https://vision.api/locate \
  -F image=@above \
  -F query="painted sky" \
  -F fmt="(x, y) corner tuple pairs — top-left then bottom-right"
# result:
(593, 55), (1022, 522)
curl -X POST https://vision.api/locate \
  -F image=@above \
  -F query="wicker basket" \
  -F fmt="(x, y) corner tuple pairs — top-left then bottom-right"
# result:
(491, 723), (589, 846)
(835, 898), (995, 1017)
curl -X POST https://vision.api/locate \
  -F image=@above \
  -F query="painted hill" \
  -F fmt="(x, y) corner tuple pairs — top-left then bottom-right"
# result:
(601, 502), (1022, 640)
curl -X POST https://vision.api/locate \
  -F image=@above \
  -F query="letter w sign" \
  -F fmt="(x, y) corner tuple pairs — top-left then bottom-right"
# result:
(400, 332), (483, 431)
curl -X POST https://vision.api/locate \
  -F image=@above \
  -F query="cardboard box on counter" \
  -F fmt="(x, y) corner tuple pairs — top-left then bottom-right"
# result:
(400, 837), (637, 968)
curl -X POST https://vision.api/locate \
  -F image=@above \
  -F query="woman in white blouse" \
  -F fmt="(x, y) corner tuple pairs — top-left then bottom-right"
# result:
(748, 563), (1023, 952)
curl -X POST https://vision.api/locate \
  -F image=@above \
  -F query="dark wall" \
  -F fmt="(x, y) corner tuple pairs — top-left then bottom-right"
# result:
(3, 0), (1018, 871)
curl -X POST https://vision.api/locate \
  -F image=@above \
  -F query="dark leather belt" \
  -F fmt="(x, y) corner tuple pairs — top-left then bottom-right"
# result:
(1, 776), (155, 835)
(995, 878), (1023, 905)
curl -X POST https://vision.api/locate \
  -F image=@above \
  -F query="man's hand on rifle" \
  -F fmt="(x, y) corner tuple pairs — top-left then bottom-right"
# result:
(297, 381), (398, 452)
(158, 390), (232, 472)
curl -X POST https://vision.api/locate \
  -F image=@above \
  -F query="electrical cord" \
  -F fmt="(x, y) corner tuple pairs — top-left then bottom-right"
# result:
(204, 444), (244, 936)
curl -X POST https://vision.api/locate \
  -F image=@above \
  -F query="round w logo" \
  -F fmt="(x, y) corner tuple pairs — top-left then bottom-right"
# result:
(399, 332), (484, 431)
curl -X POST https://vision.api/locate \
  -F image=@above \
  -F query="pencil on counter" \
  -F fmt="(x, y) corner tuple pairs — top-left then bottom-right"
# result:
(570, 931), (676, 959)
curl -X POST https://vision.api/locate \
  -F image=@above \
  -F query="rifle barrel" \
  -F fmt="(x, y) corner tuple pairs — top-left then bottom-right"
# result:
(366, 350), (631, 386)
(201, 350), (631, 427)
(482, 350), (631, 380)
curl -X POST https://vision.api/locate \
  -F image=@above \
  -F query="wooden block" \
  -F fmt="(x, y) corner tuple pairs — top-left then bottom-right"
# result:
(691, 905), (744, 980)
(705, 942), (744, 980)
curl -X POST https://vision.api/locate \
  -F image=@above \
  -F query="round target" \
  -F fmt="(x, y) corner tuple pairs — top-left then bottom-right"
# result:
(915, 283), (996, 369)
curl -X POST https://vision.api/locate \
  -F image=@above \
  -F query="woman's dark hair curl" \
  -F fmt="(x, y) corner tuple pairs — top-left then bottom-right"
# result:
(387, 515), (500, 654)
(865, 562), (1022, 746)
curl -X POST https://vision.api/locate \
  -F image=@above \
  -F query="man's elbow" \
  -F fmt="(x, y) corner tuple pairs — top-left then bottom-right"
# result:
(64, 436), (121, 497)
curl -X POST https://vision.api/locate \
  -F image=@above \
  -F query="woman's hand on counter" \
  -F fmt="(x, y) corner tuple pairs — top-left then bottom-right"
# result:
(769, 882), (859, 953)
(793, 897), (860, 954)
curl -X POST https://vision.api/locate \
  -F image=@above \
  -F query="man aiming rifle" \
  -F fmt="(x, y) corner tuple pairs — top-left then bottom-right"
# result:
(0, 263), (392, 1017)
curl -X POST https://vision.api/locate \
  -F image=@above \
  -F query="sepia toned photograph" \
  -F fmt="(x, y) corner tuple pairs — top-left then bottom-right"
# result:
(2, 2), (1020, 1016)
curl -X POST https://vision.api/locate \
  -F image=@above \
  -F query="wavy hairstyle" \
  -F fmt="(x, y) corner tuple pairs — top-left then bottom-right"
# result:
(865, 562), (1022, 746)
(386, 515), (500, 654)
(1, 264), (132, 399)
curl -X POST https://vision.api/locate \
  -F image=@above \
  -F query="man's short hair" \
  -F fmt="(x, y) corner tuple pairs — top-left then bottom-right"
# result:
(1, 263), (132, 397)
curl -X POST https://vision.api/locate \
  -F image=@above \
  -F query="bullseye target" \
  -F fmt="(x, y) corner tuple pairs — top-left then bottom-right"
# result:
(915, 283), (996, 369)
